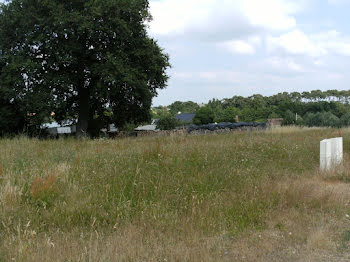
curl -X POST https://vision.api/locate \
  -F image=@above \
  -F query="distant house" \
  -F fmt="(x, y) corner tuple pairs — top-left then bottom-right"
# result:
(41, 122), (76, 135)
(101, 124), (118, 133)
(134, 124), (158, 131)
(175, 113), (195, 123)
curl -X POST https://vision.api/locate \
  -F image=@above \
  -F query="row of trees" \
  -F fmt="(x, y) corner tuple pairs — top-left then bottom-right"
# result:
(153, 90), (350, 128)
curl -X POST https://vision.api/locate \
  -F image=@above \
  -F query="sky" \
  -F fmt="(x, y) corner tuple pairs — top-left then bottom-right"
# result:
(148, 0), (350, 106)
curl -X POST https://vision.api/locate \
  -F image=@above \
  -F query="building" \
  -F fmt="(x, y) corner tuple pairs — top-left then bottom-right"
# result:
(267, 118), (284, 126)
(41, 122), (76, 136)
(134, 124), (158, 131)
(175, 113), (196, 123)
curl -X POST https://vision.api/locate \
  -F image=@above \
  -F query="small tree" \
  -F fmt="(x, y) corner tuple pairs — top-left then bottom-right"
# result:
(156, 115), (180, 130)
(321, 112), (340, 127)
(218, 107), (240, 123)
(340, 112), (350, 127)
(193, 107), (215, 125)
(239, 107), (256, 122)
(268, 112), (280, 119)
(304, 112), (340, 127)
(282, 110), (295, 125)
(295, 115), (303, 126)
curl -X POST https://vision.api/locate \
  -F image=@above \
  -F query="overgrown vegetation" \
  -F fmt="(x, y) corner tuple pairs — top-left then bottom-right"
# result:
(0, 128), (350, 261)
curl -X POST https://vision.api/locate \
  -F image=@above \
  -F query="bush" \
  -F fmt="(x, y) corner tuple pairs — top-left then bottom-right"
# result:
(295, 115), (303, 126)
(268, 112), (280, 119)
(193, 107), (215, 125)
(156, 115), (180, 130)
(282, 110), (295, 125)
(303, 112), (340, 127)
(340, 112), (350, 127)
(218, 107), (239, 123)
(322, 112), (340, 127)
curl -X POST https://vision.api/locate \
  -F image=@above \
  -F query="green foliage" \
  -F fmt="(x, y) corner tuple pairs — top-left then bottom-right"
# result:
(217, 107), (239, 122)
(322, 112), (341, 127)
(282, 110), (295, 125)
(120, 122), (138, 132)
(268, 112), (280, 119)
(156, 114), (180, 130)
(240, 107), (256, 122)
(340, 112), (350, 127)
(193, 107), (215, 125)
(295, 115), (304, 126)
(152, 106), (170, 119)
(182, 90), (350, 126)
(304, 112), (340, 127)
(0, 0), (170, 136)
(168, 101), (199, 116)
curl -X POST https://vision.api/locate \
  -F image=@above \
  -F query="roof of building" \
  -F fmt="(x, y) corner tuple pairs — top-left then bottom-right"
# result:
(134, 124), (158, 131)
(175, 113), (195, 122)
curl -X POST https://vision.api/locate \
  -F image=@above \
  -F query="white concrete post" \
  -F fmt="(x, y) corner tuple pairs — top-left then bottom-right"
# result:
(320, 137), (343, 171)
(331, 137), (343, 165)
(320, 139), (332, 171)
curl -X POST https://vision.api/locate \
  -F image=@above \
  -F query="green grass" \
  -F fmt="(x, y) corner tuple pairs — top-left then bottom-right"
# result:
(0, 128), (350, 261)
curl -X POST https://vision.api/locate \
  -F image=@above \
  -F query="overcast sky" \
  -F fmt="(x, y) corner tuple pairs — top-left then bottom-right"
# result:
(148, 0), (350, 106)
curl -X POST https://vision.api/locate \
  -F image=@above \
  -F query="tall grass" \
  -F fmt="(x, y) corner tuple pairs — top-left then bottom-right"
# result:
(0, 128), (349, 261)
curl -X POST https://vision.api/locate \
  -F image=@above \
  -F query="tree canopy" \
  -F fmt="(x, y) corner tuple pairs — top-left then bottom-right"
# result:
(152, 89), (350, 128)
(0, 0), (170, 136)
(193, 107), (215, 125)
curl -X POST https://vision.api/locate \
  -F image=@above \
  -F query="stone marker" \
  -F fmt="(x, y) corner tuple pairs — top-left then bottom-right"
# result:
(320, 137), (343, 171)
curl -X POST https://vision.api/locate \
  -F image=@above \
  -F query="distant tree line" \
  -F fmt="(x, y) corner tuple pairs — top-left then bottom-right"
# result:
(153, 89), (350, 128)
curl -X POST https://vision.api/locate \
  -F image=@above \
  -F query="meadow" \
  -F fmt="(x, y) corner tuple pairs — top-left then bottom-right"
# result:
(0, 127), (350, 261)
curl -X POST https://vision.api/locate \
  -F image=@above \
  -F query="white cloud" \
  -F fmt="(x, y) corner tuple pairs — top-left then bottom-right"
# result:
(267, 57), (305, 72)
(267, 29), (350, 57)
(267, 29), (326, 57)
(328, 0), (350, 5)
(313, 59), (324, 66)
(311, 30), (350, 56)
(149, 0), (302, 39)
(219, 37), (261, 55)
(222, 40), (256, 54)
(240, 0), (298, 30)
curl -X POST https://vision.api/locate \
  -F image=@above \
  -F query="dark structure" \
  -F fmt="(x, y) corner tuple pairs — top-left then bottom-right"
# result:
(175, 113), (196, 123)
(188, 122), (267, 133)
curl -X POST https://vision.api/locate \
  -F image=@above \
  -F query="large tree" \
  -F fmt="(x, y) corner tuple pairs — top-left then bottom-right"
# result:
(0, 0), (169, 136)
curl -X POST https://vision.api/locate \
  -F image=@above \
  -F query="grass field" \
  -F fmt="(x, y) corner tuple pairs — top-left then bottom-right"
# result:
(0, 127), (350, 261)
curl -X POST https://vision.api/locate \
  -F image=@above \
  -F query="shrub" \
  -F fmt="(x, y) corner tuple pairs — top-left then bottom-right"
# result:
(295, 115), (303, 126)
(193, 107), (215, 125)
(321, 112), (340, 127)
(340, 112), (350, 127)
(156, 115), (180, 130)
(303, 112), (340, 127)
(282, 110), (295, 125)
(268, 112), (280, 119)
(218, 107), (239, 123)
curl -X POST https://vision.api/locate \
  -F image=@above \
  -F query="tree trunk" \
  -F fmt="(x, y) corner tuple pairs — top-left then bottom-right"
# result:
(76, 86), (90, 137)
